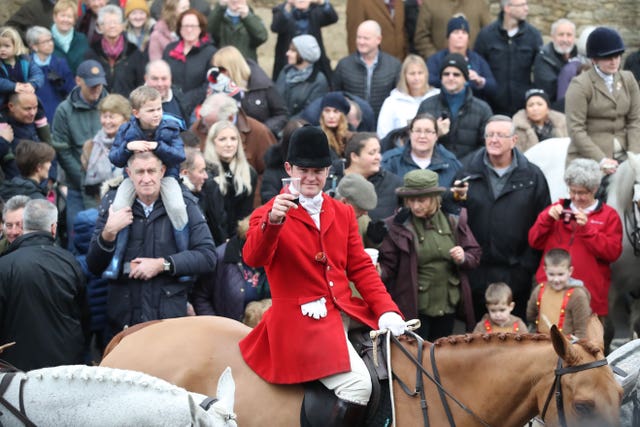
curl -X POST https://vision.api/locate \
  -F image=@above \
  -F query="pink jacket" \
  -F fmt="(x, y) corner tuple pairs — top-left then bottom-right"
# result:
(148, 20), (177, 61)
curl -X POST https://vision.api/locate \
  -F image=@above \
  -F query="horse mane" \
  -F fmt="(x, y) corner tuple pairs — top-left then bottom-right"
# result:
(28, 365), (195, 395)
(431, 333), (601, 357)
(608, 153), (640, 213)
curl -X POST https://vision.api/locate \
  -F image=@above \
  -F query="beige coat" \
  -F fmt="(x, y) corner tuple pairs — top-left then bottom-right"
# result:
(346, 0), (406, 60)
(565, 67), (640, 164)
(513, 108), (568, 153)
(414, 0), (492, 58)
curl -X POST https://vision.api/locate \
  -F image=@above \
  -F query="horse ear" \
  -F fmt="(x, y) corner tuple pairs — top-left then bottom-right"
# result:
(585, 314), (605, 352)
(216, 367), (236, 414)
(550, 324), (578, 362)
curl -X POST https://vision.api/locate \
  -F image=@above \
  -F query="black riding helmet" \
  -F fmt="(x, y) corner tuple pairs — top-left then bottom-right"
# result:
(586, 27), (625, 58)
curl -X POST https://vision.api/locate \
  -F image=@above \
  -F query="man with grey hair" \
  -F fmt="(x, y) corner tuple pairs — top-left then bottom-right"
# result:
(0, 199), (88, 370)
(533, 18), (578, 111)
(0, 195), (30, 254)
(451, 115), (550, 320)
(190, 93), (276, 175)
(87, 151), (215, 339)
(333, 20), (402, 121)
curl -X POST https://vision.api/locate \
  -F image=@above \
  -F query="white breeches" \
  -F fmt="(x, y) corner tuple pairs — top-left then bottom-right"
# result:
(319, 313), (372, 405)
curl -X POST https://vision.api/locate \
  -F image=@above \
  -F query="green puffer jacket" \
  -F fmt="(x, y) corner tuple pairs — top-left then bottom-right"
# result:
(52, 86), (107, 190)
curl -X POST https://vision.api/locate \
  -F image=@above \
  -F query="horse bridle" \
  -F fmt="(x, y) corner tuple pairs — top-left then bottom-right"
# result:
(389, 334), (610, 427)
(539, 357), (609, 427)
(0, 362), (37, 427)
(623, 201), (640, 256)
(389, 333), (492, 427)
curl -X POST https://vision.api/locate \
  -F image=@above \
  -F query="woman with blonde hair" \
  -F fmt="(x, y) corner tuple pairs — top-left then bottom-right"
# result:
(204, 120), (257, 236)
(318, 92), (352, 158)
(212, 46), (288, 135)
(377, 54), (440, 140)
(51, 0), (89, 73)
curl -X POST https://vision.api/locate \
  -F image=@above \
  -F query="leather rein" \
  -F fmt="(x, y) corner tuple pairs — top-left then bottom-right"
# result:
(0, 361), (36, 427)
(389, 334), (609, 427)
(389, 333), (492, 427)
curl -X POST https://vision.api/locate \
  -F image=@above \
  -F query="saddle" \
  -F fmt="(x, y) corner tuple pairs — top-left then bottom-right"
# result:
(300, 329), (392, 427)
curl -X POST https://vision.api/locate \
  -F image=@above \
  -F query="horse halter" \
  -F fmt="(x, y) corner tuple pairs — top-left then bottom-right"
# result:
(539, 357), (609, 427)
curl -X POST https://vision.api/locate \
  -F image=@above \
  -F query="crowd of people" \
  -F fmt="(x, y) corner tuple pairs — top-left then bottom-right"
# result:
(0, 0), (638, 424)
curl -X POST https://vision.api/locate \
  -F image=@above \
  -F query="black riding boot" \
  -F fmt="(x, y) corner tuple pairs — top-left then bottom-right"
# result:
(300, 382), (367, 427)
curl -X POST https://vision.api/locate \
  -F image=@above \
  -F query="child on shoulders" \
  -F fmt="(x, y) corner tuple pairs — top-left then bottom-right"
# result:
(526, 248), (591, 338)
(473, 282), (528, 334)
(103, 85), (186, 279)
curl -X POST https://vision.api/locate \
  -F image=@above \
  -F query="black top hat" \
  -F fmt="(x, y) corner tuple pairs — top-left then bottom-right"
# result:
(286, 125), (332, 168)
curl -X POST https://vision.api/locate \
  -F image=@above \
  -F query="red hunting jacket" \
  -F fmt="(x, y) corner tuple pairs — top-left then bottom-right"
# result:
(240, 194), (401, 384)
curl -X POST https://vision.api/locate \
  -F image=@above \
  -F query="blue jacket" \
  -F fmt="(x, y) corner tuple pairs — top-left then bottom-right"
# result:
(0, 54), (45, 104)
(110, 117), (185, 179)
(86, 188), (216, 335)
(427, 49), (497, 102)
(381, 142), (462, 189)
(32, 54), (76, 123)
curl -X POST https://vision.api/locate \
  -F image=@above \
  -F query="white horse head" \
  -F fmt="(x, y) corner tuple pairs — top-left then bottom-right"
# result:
(524, 137), (571, 202)
(0, 365), (237, 427)
(607, 338), (640, 426)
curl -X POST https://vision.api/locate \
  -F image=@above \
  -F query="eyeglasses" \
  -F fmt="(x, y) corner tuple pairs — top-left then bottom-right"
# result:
(484, 133), (513, 139)
(181, 24), (200, 29)
(442, 71), (462, 77)
(411, 129), (436, 136)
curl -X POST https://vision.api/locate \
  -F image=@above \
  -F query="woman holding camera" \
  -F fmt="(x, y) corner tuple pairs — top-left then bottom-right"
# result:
(528, 158), (622, 319)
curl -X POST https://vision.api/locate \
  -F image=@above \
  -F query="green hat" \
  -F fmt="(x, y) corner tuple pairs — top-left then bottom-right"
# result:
(395, 169), (445, 197)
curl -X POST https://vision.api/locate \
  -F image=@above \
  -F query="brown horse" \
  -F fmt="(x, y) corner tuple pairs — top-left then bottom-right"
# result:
(100, 315), (621, 427)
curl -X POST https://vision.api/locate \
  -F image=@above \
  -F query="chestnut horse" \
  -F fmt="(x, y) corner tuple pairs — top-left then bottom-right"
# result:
(101, 315), (621, 427)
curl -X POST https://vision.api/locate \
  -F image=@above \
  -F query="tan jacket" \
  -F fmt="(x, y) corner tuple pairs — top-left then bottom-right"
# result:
(346, 0), (406, 60)
(414, 0), (492, 58)
(526, 283), (591, 339)
(566, 67), (640, 164)
(513, 108), (568, 153)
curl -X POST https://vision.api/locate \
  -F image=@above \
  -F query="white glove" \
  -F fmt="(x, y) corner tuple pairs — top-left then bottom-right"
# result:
(378, 312), (406, 336)
(301, 297), (327, 320)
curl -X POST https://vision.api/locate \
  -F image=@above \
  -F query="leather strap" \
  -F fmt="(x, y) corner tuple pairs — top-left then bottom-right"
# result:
(431, 344), (455, 427)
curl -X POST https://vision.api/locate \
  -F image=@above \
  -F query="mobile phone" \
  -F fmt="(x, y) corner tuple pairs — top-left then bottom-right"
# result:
(123, 262), (131, 275)
(440, 111), (449, 120)
(454, 176), (471, 187)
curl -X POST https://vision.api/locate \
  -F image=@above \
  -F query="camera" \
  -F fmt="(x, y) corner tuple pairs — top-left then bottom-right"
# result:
(561, 209), (575, 224)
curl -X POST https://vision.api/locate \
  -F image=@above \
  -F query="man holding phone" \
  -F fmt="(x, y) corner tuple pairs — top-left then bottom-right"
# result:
(451, 115), (550, 321)
(417, 53), (492, 162)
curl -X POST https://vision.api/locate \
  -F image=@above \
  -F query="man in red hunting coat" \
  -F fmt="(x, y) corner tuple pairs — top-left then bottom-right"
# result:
(240, 125), (406, 426)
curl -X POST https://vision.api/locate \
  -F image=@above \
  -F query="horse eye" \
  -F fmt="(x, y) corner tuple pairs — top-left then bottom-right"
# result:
(573, 401), (595, 417)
